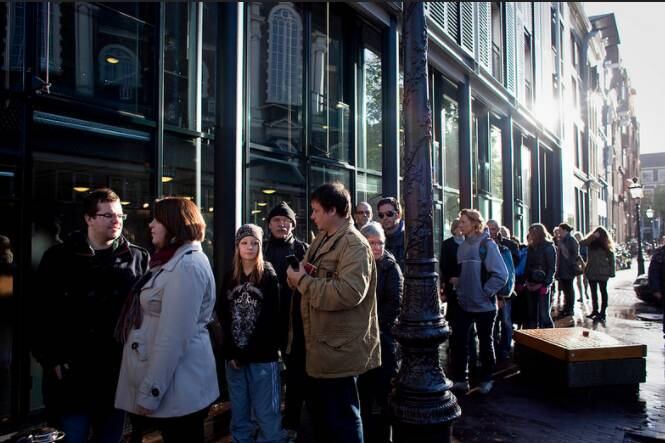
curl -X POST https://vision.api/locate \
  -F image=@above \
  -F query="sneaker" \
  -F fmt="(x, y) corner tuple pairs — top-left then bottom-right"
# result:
(586, 312), (599, 319)
(478, 380), (494, 394)
(598, 313), (606, 321)
(451, 380), (470, 393)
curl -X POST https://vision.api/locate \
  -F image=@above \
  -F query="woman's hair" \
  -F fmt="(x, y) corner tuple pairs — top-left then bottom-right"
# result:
(528, 223), (552, 246)
(232, 235), (265, 284)
(583, 226), (614, 251)
(153, 197), (206, 245)
(459, 209), (484, 233)
(360, 221), (385, 243)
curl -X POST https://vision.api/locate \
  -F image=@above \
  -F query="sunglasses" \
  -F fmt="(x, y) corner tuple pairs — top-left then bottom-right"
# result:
(378, 211), (396, 219)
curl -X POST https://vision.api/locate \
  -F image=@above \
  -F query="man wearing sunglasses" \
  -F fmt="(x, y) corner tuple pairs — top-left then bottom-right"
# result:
(377, 197), (405, 270)
(32, 188), (149, 443)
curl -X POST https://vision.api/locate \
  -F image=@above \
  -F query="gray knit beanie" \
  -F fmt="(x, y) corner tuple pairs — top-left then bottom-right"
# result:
(235, 224), (264, 245)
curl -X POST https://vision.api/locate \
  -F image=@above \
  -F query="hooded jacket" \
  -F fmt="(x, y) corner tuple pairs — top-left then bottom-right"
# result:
(456, 231), (508, 313)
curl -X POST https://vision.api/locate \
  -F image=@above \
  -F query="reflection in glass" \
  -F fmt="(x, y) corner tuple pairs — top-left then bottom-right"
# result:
(311, 4), (350, 162)
(310, 163), (351, 193)
(490, 125), (503, 209)
(249, 3), (304, 153)
(362, 46), (382, 171)
(39, 3), (155, 115)
(248, 152), (306, 240)
(0, 198), (17, 419)
(444, 97), (460, 190)
(163, 135), (196, 200)
(444, 191), (460, 236)
(164, 3), (197, 129)
(357, 173), (383, 210)
(202, 3), (218, 134)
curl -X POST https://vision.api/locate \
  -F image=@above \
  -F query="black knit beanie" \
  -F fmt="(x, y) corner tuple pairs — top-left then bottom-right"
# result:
(267, 201), (297, 227)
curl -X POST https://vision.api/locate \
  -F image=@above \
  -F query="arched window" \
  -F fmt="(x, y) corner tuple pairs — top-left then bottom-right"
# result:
(98, 44), (138, 100)
(267, 4), (302, 105)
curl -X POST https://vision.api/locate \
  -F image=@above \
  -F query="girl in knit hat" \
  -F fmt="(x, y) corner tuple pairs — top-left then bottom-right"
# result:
(216, 224), (285, 442)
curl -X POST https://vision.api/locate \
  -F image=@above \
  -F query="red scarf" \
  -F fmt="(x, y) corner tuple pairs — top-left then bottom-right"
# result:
(149, 243), (180, 267)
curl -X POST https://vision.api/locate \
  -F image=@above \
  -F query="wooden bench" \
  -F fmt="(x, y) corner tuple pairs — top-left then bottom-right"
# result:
(513, 328), (647, 389)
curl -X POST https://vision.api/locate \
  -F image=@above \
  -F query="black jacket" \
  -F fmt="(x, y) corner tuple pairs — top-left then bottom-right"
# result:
(263, 234), (308, 353)
(440, 236), (462, 301)
(385, 220), (405, 271)
(555, 233), (579, 280)
(376, 250), (403, 335)
(32, 231), (149, 413)
(525, 241), (557, 287)
(218, 263), (281, 364)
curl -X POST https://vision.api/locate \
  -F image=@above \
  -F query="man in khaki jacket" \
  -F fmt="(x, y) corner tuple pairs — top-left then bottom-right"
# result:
(287, 182), (380, 443)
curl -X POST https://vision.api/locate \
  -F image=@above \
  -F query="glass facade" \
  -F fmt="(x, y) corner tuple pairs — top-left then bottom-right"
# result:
(0, 1), (550, 431)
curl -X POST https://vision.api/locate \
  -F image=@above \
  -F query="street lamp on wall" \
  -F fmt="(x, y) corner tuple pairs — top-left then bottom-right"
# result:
(628, 177), (645, 275)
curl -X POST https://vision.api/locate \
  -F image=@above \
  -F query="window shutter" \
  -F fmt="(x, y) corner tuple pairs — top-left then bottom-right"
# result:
(476, 1), (491, 72)
(505, 2), (516, 94)
(428, 2), (447, 32)
(446, 2), (460, 42)
(515, 5), (525, 102)
(460, 2), (475, 56)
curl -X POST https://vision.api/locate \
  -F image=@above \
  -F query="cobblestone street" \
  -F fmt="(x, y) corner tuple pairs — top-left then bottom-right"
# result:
(450, 259), (665, 443)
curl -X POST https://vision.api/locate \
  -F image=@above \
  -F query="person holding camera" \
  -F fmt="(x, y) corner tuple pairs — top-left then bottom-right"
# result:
(525, 224), (557, 329)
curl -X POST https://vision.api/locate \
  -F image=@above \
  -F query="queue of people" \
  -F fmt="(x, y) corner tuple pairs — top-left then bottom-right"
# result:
(31, 183), (619, 443)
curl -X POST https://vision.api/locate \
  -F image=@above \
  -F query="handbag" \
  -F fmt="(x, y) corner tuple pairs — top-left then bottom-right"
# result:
(206, 311), (224, 356)
(574, 256), (586, 276)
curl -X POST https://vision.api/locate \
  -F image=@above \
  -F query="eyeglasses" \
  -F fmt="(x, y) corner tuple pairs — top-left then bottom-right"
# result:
(377, 210), (396, 219)
(356, 211), (371, 216)
(95, 213), (128, 221)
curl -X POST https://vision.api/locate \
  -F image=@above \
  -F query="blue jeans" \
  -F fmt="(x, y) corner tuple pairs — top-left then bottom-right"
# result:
(494, 299), (513, 359)
(225, 361), (285, 443)
(526, 289), (554, 328)
(451, 309), (497, 383)
(59, 409), (125, 443)
(307, 376), (364, 443)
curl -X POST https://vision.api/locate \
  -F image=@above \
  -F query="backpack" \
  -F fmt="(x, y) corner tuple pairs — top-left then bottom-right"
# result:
(479, 238), (516, 297)
(514, 246), (528, 278)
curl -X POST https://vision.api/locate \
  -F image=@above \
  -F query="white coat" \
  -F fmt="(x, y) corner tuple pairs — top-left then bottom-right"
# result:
(115, 242), (219, 417)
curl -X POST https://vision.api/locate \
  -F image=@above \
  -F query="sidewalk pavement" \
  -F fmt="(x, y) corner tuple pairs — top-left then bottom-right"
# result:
(448, 259), (665, 443)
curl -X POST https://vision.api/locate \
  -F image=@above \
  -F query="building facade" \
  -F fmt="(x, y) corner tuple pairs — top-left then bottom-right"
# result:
(0, 2), (639, 433)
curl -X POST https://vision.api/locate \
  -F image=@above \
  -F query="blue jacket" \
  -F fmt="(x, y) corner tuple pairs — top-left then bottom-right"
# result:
(456, 232), (508, 313)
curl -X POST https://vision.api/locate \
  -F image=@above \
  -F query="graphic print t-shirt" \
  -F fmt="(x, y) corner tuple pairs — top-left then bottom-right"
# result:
(218, 266), (280, 363)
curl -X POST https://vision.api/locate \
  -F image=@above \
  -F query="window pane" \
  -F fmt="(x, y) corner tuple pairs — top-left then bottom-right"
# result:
(311, 4), (350, 162)
(357, 173), (382, 210)
(202, 3), (218, 134)
(201, 139), (214, 261)
(444, 96), (460, 190)
(444, 191), (460, 235)
(363, 45), (382, 171)
(490, 125), (503, 199)
(248, 151), (307, 240)
(310, 163), (351, 192)
(39, 3), (156, 116)
(433, 202), (443, 261)
(163, 135), (196, 199)
(164, 3), (196, 129)
(0, 191), (18, 420)
(249, 3), (304, 153)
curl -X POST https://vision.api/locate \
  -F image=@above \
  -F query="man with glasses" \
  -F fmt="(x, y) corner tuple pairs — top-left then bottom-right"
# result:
(32, 188), (149, 443)
(377, 197), (405, 270)
(353, 202), (373, 231)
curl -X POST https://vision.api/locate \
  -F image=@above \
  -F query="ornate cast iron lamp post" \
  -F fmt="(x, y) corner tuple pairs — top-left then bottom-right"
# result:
(389, 3), (461, 442)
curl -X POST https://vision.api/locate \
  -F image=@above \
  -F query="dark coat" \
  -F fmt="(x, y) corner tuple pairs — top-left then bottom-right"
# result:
(376, 250), (403, 335)
(555, 233), (580, 280)
(385, 219), (405, 271)
(440, 236), (461, 300)
(32, 231), (149, 414)
(263, 234), (308, 353)
(526, 241), (557, 287)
